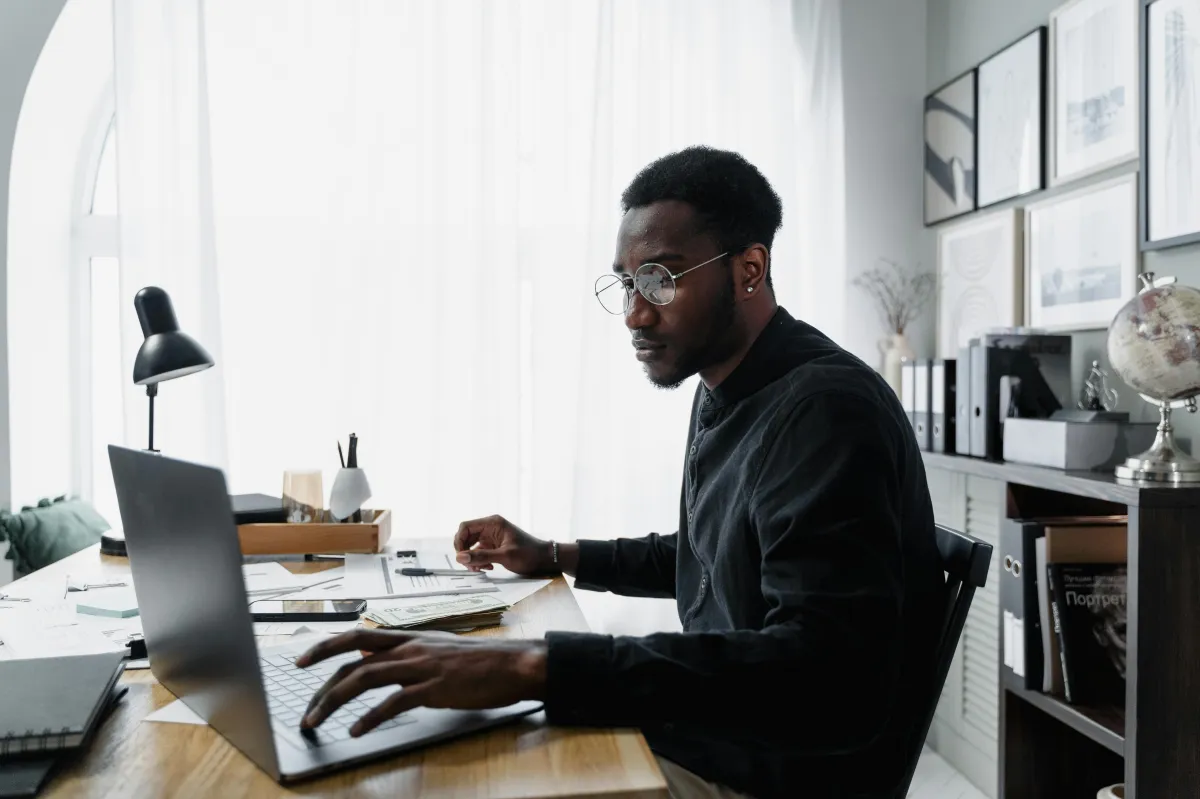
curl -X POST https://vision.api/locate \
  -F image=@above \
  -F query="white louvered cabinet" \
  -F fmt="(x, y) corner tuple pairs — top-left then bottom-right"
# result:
(925, 468), (1001, 799)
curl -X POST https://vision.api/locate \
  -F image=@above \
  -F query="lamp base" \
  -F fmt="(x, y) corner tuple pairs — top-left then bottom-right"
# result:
(100, 529), (127, 557)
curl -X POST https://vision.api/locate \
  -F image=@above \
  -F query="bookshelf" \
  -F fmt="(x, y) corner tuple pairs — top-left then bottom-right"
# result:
(923, 452), (1200, 799)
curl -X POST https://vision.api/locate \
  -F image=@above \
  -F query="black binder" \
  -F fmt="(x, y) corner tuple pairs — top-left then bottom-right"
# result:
(931, 359), (956, 453)
(999, 519), (1045, 690)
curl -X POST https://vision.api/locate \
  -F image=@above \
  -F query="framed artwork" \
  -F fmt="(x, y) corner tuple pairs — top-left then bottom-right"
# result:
(925, 69), (978, 225)
(1142, 0), (1200, 250)
(1025, 173), (1139, 330)
(977, 27), (1047, 208)
(1049, 0), (1140, 185)
(936, 208), (1024, 358)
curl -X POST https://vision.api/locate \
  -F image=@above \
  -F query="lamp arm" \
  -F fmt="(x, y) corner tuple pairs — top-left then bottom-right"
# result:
(146, 383), (158, 452)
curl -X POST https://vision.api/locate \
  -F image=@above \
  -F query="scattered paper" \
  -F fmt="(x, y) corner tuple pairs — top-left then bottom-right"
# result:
(494, 578), (551, 606)
(0, 605), (125, 660)
(253, 620), (362, 636)
(146, 699), (207, 726)
(242, 563), (345, 599)
(286, 551), (499, 601)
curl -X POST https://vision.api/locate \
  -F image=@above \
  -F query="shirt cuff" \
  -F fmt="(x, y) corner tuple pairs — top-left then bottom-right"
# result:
(543, 631), (616, 726)
(571, 539), (618, 592)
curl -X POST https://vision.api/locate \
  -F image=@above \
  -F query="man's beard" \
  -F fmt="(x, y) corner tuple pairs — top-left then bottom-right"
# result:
(646, 274), (738, 390)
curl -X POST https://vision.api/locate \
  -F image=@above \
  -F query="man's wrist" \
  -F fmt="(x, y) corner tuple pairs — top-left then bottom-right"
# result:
(546, 541), (580, 575)
(516, 640), (548, 701)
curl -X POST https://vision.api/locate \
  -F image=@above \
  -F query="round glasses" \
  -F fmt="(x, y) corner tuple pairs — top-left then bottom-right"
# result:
(594, 251), (730, 315)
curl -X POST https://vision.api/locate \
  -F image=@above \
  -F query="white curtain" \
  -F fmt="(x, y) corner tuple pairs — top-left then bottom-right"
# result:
(111, 0), (844, 631)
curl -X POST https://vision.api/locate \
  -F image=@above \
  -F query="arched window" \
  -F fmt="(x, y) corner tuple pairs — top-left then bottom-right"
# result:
(9, 0), (121, 525)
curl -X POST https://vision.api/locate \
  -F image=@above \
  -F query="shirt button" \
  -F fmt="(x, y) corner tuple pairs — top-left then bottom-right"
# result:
(703, 396), (710, 406)
(687, 510), (694, 521)
(689, 445), (697, 455)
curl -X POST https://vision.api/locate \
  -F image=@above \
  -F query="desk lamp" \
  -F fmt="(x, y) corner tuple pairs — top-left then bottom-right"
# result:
(131, 286), (215, 452)
(100, 287), (214, 557)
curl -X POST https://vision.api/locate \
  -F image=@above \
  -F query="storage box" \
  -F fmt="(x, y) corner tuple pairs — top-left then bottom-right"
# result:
(1002, 419), (1157, 471)
(237, 509), (392, 555)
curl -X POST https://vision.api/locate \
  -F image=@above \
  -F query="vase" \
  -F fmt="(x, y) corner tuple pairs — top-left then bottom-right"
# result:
(878, 332), (916, 397)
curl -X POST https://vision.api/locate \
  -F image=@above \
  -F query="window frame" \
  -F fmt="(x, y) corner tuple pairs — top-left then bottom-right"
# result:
(69, 81), (119, 505)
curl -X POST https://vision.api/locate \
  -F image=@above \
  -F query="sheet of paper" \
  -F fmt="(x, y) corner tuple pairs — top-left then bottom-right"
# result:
(145, 699), (207, 726)
(0, 603), (126, 660)
(493, 578), (551, 606)
(1013, 617), (1026, 678)
(1003, 610), (1013, 669)
(253, 620), (362, 636)
(284, 552), (498, 601)
(242, 563), (345, 598)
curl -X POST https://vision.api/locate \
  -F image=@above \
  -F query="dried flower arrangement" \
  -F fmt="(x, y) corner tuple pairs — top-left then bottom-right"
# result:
(851, 258), (936, 335)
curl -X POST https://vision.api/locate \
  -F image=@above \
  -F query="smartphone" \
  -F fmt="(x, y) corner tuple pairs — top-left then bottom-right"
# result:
(248, 598), (367, 622)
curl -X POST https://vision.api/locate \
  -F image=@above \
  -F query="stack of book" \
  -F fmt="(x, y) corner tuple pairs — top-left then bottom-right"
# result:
(1000, 515), (1127, 708)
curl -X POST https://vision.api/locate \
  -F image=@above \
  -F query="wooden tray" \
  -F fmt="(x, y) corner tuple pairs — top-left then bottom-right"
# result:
(237, 509), (392, 555)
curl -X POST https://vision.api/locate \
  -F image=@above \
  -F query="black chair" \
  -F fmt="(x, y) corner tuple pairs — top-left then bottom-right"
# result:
(896, 523), (993, 797)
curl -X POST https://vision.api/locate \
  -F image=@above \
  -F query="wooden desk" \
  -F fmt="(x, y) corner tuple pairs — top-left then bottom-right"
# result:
(7, 543), (667, 799)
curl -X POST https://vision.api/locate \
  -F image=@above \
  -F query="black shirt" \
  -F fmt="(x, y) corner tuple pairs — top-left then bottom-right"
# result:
(542, 308), (945, 799)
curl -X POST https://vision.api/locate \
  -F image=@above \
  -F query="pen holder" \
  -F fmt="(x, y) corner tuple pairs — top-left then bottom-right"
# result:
(329, 467), (372, 522)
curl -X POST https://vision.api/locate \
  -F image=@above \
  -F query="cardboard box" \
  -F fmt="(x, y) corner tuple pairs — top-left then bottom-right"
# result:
(1002, 419), (1157, 471)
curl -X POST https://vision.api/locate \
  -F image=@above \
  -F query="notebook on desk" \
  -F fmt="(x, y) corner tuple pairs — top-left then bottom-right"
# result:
(0, 651), (125, 757)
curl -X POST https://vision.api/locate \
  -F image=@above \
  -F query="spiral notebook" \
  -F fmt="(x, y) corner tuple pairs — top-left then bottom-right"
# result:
(0, 651), (125, 757)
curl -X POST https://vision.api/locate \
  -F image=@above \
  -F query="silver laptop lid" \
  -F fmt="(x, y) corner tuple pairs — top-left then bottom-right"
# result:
(108, 445), (280, 780)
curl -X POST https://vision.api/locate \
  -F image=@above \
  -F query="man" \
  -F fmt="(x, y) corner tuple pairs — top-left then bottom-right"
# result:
(296, 146), (945, 798)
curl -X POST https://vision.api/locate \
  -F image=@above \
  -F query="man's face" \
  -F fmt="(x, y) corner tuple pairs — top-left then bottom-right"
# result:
(613, 201), (739, 389)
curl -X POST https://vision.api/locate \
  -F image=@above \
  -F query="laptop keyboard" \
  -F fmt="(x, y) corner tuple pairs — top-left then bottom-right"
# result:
(259, 653), (417, 745)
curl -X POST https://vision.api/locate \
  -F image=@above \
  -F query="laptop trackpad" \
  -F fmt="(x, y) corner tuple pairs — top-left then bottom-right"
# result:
(274, 701), (544, 768)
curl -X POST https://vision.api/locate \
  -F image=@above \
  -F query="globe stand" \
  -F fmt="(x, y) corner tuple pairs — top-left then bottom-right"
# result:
(1114, 396), (1200, 483)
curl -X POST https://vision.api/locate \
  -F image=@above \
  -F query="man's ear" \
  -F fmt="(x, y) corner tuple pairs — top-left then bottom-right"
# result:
(737, 245), (769, 296)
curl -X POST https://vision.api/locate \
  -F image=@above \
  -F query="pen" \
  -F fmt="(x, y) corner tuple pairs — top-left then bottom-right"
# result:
(399, 567), (484, 578)
(338, 441), (346, 468)
(348, 434), (362, 522)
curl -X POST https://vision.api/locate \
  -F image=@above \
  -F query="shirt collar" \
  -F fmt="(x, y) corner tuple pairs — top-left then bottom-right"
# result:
(703, 306), (798, 410)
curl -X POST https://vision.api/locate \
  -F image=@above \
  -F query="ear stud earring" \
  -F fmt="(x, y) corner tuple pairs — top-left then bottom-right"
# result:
(746, 287), (754, 293)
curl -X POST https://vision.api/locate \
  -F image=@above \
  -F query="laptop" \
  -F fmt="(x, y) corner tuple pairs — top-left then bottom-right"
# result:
(107, 445), (542, 783)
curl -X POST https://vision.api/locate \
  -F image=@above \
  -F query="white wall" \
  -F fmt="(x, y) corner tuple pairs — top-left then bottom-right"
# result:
(0, 0), (68, 584)
(840, 0), (929, 365)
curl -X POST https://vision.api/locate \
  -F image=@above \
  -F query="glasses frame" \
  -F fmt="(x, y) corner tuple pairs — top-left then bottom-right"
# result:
(594, 250), (731, 315)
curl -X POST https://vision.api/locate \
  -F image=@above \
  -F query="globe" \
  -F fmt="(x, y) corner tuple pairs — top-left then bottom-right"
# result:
(1107, 276), (1200, 403)
(1106, 272), (1200, 483)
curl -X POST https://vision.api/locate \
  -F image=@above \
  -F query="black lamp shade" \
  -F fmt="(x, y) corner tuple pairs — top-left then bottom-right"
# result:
(132, 287), (215, 385)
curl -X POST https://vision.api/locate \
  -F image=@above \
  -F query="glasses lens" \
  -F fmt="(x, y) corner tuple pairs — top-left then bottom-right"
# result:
(594, 274), (631, 315)
(636, 264), (675, 305)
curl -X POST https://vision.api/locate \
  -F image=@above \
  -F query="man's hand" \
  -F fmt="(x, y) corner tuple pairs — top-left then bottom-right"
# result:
(296, 629), (547, 737)
(453, 514), (578, 576)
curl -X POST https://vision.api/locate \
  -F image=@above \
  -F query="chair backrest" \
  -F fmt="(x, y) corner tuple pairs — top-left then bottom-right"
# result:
(896, 523), (993, 797)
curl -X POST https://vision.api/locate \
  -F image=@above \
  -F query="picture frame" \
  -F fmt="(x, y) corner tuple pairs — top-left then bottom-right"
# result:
(936, 207), (1024, 359)
(1048, 0), (1140, 186)
(925, 69), (978, 226)
(977, 27), (1047, 208)
(1025, 173), (1139, 331)
(1141, 0), (1200, 250)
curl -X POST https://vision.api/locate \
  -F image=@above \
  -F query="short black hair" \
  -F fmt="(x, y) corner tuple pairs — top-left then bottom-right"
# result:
(621, 145), (783, 288)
